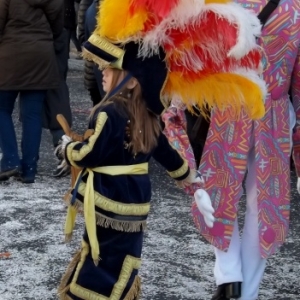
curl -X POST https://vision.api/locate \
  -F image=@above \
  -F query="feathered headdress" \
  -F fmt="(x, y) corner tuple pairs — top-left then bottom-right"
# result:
(86, 0), (266, 119)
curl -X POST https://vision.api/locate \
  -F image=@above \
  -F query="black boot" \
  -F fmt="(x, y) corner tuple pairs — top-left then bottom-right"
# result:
(211, 284), (229, 300)
(212, 282), (242, 300)
(225, 282), (242, 298)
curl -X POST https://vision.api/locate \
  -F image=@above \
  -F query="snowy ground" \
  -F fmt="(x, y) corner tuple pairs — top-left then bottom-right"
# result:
(0, 58), (300, 300)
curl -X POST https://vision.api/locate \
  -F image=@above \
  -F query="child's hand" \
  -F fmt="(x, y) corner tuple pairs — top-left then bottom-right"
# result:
(194, 189), (215, 228)
(54, 135), (73, 159)
(177, 170), (204, 188)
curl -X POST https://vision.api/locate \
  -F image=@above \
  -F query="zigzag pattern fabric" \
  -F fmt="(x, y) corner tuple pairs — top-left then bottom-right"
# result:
(193, 0), (300, 258)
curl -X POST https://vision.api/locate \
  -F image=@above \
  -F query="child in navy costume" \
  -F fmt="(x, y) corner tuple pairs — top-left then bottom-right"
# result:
(57, 37), (201, 299)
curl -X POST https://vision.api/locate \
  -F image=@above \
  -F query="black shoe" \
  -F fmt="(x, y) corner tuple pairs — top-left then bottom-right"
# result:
(212, 285), (229, 300)
(212, 282), (242, 300)
(52, 159), (71, 177)
(21, 177), (35, 184)
(0, 174), (9, 182)
(14, 174), (35, 184)
(0, 167), (20, 181)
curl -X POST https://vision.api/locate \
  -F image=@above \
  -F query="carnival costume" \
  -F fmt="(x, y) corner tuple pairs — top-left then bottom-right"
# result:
(57, 0), (276, 299)
(57, 1), (200, 299)
(162, 0), (300, 299)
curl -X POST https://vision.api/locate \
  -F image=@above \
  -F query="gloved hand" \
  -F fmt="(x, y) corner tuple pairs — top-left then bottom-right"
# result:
(297, 178), (300, 195)
(194, 189), (215, 228)
(176, 170), (204, 188)
(54, 135), (73, 159)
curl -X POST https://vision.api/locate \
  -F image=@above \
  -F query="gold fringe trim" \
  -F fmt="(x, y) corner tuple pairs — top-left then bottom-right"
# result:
(96, 210), (147, 232)
(57, 250), (81, 300)
(82, 48), (111, 70)
(71, 199), (147, 232)
(63, 188), (72, 203)
(124, 276), (141, 300)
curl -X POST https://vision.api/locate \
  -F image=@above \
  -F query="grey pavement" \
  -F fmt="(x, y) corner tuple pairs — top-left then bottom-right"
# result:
(0, 57), (299, 300)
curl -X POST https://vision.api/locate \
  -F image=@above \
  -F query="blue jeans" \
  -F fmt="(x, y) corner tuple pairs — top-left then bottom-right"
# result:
(0, 90), (46, 178)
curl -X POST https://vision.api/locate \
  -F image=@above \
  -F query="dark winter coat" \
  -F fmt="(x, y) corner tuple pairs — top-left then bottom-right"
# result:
(78, 0), (105, 95)
(64, 0), (77, 29)
(42, 29), (72, 131)
(77, 0), (93, 45)
(0, 0), (64, 91)
(78, 0), (99, 92)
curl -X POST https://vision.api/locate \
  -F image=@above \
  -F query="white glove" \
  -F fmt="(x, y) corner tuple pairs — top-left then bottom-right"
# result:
(54, 135), (73, 159)
(177, 170), (204, 188)
(297, 178), (300, 195)
(194, 189), (215, 228)
(61, 134), (72, 147)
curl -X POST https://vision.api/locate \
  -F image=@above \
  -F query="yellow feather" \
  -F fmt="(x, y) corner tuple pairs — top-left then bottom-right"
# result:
(164, 72), (265, 120)
(95, 0), (149, 42)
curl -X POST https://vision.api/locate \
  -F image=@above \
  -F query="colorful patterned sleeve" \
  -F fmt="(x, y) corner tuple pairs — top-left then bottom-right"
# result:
(292, 46), (300, 177)
(161, 105), (205, 195)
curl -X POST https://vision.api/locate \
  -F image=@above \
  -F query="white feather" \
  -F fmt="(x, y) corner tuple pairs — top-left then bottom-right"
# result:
(140, 0), (206, 57)
(203, 3), (262, 59)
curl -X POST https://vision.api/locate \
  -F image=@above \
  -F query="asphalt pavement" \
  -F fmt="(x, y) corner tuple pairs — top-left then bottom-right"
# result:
(0, 57), (299, 300)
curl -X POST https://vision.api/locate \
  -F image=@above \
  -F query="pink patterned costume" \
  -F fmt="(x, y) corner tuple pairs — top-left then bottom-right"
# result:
(190, 0), (300, 298)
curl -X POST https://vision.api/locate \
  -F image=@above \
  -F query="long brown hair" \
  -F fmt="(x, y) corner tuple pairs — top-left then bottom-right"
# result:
(91, 69), (161, 154)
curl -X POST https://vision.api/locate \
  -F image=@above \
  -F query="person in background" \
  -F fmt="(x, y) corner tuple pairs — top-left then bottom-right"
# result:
(65, 0), (82, 59)
(42, 29), (73, 178)
(0, 0), (63, 183)
(78, 0), (105, 106)
(193, 0), (300, 299)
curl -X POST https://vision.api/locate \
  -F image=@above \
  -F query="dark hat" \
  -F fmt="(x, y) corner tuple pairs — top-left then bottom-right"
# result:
(83, 34), (167, 115)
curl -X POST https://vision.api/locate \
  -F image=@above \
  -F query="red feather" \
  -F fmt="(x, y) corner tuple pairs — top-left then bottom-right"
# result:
(130, 0), (179, 18)
(164, 11), (261, 76)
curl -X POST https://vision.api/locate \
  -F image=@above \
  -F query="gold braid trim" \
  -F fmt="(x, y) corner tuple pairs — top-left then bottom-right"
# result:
(66, 142), (81, 168)
(77, 182), (150, 216)
(69, 199), (147, 232)
(69, 240), (142, 300)
(57, 250), (81, 300)
(68, 112), (108, 165)
(167, 159), (189, 179)
(84, 34), (125, 70)
(88, 34), (124, 60)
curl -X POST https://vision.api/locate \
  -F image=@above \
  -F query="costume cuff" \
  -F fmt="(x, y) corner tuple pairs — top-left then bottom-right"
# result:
(167, 159), (190, 180)
(65, 141), (82, 168)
